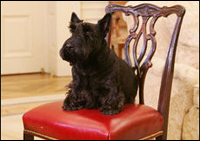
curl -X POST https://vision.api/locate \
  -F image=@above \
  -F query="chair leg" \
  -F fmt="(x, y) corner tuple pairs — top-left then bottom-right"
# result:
(118, 43), (124, 58)
(24, 132), (34, 140)
(156, 135), (163, 140)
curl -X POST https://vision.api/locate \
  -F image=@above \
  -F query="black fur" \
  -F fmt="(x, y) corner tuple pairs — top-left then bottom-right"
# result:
(60, 12), (138, 115)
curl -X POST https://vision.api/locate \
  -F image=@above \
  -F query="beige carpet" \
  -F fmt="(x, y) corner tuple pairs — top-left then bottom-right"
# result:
(1, 94), (65, 140)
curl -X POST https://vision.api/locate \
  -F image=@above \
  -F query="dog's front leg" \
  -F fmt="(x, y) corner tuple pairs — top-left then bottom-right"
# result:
(99, 86), (125, 115)
(63, 68), (89, 111)
(62, 88), (86, 111)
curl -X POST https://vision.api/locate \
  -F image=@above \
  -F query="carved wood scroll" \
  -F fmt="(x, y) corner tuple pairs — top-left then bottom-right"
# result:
(105, 3), (185, 105)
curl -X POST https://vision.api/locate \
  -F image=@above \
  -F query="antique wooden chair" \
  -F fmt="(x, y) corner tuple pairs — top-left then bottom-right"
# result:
(108, 11), (127, 58)
(23, 4), (185, 140)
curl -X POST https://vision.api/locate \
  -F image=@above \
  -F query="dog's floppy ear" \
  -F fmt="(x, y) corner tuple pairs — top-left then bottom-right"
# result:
(71, 12), (83, 23)
(98, 13), (112, 37)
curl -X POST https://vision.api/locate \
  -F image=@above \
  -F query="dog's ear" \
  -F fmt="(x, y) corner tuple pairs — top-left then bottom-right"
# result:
(71, 12), (83, 23)
(98, 13), (112, 37)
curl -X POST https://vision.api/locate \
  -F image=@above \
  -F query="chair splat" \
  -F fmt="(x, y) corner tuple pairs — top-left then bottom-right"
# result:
(106, 3), (185, 105)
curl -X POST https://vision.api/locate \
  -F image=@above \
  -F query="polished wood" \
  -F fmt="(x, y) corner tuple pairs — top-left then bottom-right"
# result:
(157, 15), (185, 139)
(106, 3), (185, 140)
(108, 1), (128, 57)
(118, 43), (124, 58)
(1, 73), (72, 99)
(24, 132), (34, 140)
(109, 1), (128, 32)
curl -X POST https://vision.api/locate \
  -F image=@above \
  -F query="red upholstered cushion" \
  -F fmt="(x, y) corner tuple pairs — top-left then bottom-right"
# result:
(23, 101), (163, 140)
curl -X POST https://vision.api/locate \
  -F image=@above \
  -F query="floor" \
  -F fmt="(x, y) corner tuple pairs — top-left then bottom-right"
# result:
(1, 73), (72, 140)
(1, 73), (72, 99)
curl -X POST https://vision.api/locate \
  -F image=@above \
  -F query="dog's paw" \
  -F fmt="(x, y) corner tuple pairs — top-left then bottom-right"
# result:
(100, 108), (121, 115)
(62, 103), (84, 111)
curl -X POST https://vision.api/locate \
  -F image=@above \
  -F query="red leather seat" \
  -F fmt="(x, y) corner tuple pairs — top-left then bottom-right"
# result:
(23, 101), (163, 140)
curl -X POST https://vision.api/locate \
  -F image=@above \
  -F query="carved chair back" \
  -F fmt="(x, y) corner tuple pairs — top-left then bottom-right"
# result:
(106, 3), (185, 139)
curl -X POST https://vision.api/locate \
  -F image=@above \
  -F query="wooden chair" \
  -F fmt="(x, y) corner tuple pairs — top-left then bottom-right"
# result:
(23, 3), (185, 140)
(107, 13), (127, 58)
(107, 1), (128, 51)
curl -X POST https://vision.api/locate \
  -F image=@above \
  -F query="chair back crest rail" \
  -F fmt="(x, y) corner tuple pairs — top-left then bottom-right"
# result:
(106, 4), (185, 139)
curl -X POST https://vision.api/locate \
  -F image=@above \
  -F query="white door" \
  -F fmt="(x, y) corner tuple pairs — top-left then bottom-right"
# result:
(1, 1), (47, 74)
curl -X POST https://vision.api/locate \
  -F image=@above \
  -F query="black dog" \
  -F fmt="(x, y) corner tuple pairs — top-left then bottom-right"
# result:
(60, 12), (138, 115)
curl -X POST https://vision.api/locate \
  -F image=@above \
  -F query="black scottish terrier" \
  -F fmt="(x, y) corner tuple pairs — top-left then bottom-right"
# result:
(60, 12), (138, 115)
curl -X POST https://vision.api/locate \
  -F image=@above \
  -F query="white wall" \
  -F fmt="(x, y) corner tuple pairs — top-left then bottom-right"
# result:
(81, 1), (108, 23)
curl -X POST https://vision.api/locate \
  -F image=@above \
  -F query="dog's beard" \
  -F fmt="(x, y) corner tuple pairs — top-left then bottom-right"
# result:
(60, 48), (90, 66)
(60, 47), (75, 62)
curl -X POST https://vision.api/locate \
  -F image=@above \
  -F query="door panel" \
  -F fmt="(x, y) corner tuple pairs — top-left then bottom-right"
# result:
(1, 1), (47, 74)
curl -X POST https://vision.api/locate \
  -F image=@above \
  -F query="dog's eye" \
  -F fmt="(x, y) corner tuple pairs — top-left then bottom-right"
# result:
(69, 24), (76, 32)
(84, 31), (92, 36)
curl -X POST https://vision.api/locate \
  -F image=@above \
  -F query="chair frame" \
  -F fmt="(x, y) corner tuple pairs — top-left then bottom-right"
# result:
(23, 3), (185, 140)
(106, 3), (185, 140)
